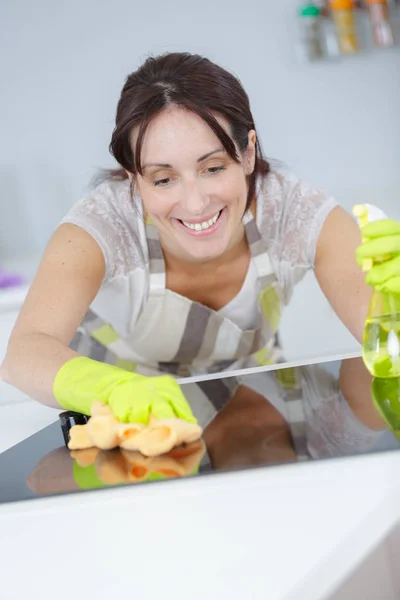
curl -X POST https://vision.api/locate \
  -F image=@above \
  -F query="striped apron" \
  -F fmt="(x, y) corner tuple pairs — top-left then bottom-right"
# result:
(70, 209), (308, 459)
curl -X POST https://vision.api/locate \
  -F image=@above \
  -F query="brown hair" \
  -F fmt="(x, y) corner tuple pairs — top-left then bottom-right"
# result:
(106, 52), (270, 209)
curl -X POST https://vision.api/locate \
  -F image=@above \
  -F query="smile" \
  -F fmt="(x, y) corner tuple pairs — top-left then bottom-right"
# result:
(172, 208), (225, 238)
(180, 210), (222, 231)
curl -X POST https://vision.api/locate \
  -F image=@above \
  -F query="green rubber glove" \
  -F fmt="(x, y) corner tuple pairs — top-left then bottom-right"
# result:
(356, 219), (400, 294)
(73, 461), (107, 489)
(53, 356), (196, 424)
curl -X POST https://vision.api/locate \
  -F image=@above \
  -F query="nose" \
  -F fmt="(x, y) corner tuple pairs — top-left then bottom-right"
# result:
(179, 178), (210, 216)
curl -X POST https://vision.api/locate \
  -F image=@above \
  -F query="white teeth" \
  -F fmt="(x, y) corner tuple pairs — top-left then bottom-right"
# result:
(182, 211), (221, 231)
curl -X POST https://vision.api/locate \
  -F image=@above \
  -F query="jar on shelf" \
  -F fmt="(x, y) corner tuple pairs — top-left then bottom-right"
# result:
(297, 4), (325, 62)
(366, 0), (395, 48)
(329, 0), (360, 54)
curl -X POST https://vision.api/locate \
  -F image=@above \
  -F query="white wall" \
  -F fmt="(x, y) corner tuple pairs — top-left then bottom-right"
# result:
(1, 0), (399, 358)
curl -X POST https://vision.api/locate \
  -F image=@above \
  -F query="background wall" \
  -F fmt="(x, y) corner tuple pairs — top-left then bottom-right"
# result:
(1, 0), (399, 360)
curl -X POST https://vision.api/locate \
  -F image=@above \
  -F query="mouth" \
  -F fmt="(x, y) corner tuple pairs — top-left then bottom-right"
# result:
(173, 208), (225, 237)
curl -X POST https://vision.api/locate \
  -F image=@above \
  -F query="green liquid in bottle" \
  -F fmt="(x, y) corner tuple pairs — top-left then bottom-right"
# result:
(362, 313), (400, 378)
(371, 377), (400, 441)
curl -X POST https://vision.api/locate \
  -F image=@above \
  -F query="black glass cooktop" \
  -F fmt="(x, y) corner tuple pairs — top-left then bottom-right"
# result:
(1, 356), (399, 505)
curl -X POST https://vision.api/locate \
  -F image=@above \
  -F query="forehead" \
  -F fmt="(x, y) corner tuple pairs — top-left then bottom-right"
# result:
(133, 106), (231, 163)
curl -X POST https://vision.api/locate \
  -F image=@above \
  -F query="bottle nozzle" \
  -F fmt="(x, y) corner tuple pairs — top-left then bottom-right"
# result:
(352, 204), (369, 229)
(352, 204), (373, 272)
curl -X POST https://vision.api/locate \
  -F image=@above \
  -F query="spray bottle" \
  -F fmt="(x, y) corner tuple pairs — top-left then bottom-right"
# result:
(371, 376), (400, 441)
(353, 204), (400, 379)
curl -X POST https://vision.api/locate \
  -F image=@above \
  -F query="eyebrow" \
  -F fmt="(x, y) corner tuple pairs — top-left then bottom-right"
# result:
(142, 148), (225, 170)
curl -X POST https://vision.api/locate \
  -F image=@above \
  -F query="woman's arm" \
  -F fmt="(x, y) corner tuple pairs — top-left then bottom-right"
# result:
(0, 224), (105, 407)
(339, 358), (385, 430)
(26, 447), (79, 495)
(314, 205), (372, 344)
(203, 385), (296, 468)
(314, 206), (386, 429)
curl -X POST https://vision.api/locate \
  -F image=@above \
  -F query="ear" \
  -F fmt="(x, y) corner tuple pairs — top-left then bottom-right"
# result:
(244, 130), (256, 175)
(126, 170), (139, 196)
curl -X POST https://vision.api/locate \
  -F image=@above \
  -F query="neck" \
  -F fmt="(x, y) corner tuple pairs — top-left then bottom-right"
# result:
(162, 227), (248, 276)
(160, 198), (256, 275)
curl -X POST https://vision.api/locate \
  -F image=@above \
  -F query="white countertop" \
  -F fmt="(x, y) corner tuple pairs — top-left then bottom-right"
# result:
(1, 401), (400, 600)
(0, 399), (58, 452)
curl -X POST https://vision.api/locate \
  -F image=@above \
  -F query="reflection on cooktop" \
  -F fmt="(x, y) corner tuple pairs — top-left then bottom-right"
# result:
(1, 356), (399, 505)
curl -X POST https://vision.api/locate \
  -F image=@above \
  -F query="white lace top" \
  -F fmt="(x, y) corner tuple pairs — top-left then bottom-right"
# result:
(59, 167), (386, 456)
(60, 168), (337, 336)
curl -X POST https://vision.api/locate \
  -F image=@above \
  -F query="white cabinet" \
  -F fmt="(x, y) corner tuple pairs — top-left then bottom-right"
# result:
(330, 524), (400, 599)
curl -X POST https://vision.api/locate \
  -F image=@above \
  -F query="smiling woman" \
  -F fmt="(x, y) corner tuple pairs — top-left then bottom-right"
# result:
(1, 51), (399, 465)
(130, 107), (253, 264)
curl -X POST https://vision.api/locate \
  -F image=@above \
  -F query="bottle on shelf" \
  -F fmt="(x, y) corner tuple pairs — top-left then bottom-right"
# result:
(366, 0), (395, 48)
(329, 0), (360, 54)
(297, 4), (326, 62)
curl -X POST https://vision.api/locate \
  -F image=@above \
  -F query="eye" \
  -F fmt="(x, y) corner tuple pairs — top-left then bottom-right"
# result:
(204, 166), (226, 175)
(153, 177), (172, 187)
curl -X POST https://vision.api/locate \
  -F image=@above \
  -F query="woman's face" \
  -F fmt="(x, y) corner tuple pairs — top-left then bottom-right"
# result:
(133, 106), (255, 263)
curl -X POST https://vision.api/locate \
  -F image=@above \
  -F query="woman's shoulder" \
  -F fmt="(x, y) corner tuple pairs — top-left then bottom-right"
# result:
(60, 177), (148, 281)
(256, 165), (303, 227)
(258, 163), (330, 211)
(71, 177), (134, 224)
(257, 164), (338, 254)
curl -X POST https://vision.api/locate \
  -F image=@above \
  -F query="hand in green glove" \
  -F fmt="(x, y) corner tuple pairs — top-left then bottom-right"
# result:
(356, 219), (400, 294)
(54, 356), (196, 424)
